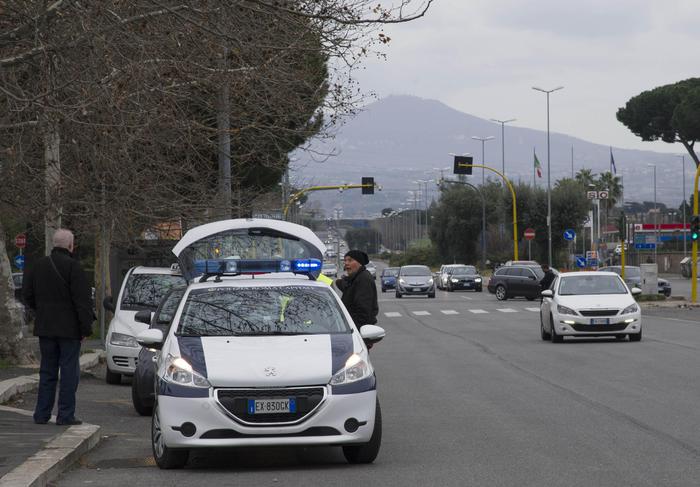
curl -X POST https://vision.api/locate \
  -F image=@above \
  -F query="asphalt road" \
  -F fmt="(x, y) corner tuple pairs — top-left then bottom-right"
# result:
(23, 276), (700, 486)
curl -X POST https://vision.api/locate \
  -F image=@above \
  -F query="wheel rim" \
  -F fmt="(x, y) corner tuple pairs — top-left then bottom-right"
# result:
(496, 287), (505, 299)
(153, 407), (165, 459)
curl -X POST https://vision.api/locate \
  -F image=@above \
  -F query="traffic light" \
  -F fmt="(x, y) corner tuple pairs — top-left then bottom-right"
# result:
(361, 177), (374, 195)
(453, 155), (473, 175)
(691, 215), (700, 241)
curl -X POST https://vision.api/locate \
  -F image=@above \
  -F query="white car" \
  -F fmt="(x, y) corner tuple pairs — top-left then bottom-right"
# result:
(104, 266), (185, 384)
(138, 219), (385, 469)
(540, 271), (642, 343)
(322, 262), (338, 278)
(366, 261), (377, 280)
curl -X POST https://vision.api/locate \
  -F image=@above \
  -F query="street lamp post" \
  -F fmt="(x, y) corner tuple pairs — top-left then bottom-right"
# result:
(490, 118), (516, 177)
(648, 164), (658, 263)
(532, 85), (563, 267)
(471, 136), (494, 187)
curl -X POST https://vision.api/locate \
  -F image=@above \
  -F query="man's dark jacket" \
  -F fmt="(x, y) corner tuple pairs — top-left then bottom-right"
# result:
(23, 247), (93, 339)
(540, 269), (556, 291)
(336, 267), (378, 326)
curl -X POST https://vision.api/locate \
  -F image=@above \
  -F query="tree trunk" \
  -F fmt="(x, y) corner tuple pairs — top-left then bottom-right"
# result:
(44, 124), (62, 255)
(0, 221), (30, 363)
(94, 221), (112, 344)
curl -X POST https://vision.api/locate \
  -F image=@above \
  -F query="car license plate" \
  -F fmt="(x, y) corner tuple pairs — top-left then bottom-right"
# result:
(590, 318), (610, 325)
(413, 287), (421, 292)
(247, 398), (296, 415)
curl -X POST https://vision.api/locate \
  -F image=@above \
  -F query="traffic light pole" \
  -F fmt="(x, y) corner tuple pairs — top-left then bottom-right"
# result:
(456, 163), (519, 261)
(692, 166), (700, 303)
(283, 183), (377, 219)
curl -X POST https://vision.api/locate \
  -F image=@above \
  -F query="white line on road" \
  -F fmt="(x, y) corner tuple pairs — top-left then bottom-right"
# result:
(469, 309), (488, 314)
(497, 308), (518, 313)
(460, 296), (474, 300)
(384, 312), (402, 318)
(413, 311), (431, 316)
(440, 310), (459, 315)
(525, 307), (541, 312)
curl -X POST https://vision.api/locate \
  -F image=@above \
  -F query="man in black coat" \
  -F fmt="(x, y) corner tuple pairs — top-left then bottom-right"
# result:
(335, 250), (378, 327)
(540, 264), (556, 291)
(23, 229), (93, 425)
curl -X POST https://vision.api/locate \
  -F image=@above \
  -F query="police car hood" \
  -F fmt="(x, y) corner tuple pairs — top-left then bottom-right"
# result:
(198, 334), (357, 387)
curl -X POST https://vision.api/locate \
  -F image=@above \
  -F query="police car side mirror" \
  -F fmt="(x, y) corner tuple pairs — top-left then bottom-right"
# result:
(103, 295), (115, 313)
(136, 329), (164, 350)
(631, 287), (642, 296)
(541, 290), (553, 298)
(360, 325), (386, 345)
(135, 310), (153, 325)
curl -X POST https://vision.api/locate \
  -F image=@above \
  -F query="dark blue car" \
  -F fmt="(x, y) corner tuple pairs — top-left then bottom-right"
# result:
(380, 267), (400, 292)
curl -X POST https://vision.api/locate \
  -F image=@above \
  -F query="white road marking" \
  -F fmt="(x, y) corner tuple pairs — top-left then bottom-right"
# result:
(497, 308), (518, 313)
(526, 307), (541, 312)
(413, 311), (431, 316)
(460, 296), (474, 300)
(469, 309), (488, 314)
(441, 310), (459, 315)
(384, 312), (402, 318)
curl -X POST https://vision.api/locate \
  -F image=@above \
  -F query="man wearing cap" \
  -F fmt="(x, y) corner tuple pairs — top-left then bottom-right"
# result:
(335, 250), (378, 328)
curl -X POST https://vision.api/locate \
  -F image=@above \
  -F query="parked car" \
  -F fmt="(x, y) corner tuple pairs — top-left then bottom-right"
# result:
(445, 265), (482, 292)
(131, 286), (186, 416)
(380, 267), (399, 292)
(139, 218), (385, 468)
(487, 265), (544, 300)
(598, 266), (671, 297)
(366, 261), (377, 280)
(540, 271), (642, 342)
(322, 263), (338, 278)
(103, 265), (185, 385)
(396, 265), (435, 298)
(437, 264), (463, 290)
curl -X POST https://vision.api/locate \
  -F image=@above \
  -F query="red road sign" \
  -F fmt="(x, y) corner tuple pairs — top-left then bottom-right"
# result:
(14, 233), (27, 249)
(524, 228), (535, 240)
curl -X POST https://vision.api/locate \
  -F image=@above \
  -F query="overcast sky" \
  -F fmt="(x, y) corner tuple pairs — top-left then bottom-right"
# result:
(355, 0), (700, 155)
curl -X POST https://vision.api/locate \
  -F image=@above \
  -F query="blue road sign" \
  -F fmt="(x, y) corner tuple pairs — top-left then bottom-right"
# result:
(634, 243), (656, 250)
(575, 256), (586, 268)
(563, 229), (576, 241)
(13, 254), (25, 270)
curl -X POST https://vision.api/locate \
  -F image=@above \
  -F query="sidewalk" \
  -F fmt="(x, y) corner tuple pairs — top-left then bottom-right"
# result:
(0, 348), (104, 487)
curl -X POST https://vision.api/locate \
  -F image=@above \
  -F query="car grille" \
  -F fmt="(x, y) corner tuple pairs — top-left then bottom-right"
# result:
(571, 323), (629, 332)
(578, 310), (619, 317)
(112, 356), (137, 368)
(200, 426), (340, 439)
(215, 387), (326, 425)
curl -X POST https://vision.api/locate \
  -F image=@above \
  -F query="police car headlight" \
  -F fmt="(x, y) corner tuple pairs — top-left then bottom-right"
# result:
(622, 303), (639, 314)
(110, 332), (139, 348)
(330, 354), (373, 385)
(164, 355), (211, 388)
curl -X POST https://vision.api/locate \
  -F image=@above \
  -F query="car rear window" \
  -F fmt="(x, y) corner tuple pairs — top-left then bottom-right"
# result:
(177, 286), (350, 336)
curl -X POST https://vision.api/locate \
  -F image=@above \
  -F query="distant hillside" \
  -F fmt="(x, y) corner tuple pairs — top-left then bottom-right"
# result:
(292, 95), (686, 217)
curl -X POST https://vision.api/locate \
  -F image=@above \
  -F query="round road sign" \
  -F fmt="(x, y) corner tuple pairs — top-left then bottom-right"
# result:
(524, 228), (535, 240)
(14, 233), (27, 249)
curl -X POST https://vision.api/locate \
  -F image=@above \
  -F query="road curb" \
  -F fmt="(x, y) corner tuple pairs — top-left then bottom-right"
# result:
(0, 351), (104, 405)
(0, 415), (101, 487)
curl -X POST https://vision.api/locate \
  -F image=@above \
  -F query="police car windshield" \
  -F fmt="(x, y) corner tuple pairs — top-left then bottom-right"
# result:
(120, 274), (185, 310)
(177, 287), (351, 336)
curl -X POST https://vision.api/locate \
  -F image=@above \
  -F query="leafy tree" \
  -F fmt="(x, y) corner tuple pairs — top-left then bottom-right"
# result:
(617, 78), (700, 166)
(575, 169), (595, 188)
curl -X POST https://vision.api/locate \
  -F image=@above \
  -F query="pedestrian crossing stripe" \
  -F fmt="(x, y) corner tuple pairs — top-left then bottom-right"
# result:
(497, 308), (517, 313)
(384, 312), (402, 318)
(413, 311), (431, 316)
(440, 310), (459, 315)
(469, 309), (488, 314)
(525, 307), (540, 312)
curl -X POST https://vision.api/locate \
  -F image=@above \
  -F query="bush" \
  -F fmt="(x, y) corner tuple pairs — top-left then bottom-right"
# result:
(388, 240), (440, 269)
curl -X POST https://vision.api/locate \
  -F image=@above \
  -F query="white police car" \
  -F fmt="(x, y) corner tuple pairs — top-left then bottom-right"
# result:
(137, 219), (385, 469)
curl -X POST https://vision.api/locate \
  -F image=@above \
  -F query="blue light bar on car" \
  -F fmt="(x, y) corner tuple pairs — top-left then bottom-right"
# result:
(192, 258), (321, 277)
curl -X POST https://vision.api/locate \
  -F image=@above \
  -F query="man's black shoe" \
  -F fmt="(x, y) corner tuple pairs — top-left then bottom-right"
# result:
(34, 419), (49, 425)
(56, 418), (82, 426)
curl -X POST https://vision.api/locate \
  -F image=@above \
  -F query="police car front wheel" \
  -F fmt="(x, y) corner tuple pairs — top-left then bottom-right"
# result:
(342, 399), (382, 464)
(152, 405), (189, 469)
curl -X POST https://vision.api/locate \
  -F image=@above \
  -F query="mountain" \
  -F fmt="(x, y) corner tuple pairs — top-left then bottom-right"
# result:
(291, 95), (685, 218)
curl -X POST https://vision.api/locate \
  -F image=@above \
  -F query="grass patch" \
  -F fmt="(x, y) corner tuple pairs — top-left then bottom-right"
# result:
(636, 294), (666, 302)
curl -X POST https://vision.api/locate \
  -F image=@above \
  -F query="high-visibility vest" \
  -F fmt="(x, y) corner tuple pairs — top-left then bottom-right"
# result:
(316, 273), (334, 286)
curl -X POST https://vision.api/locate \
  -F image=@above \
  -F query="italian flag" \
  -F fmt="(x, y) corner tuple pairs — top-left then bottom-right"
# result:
(534, 152), (542, 178)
